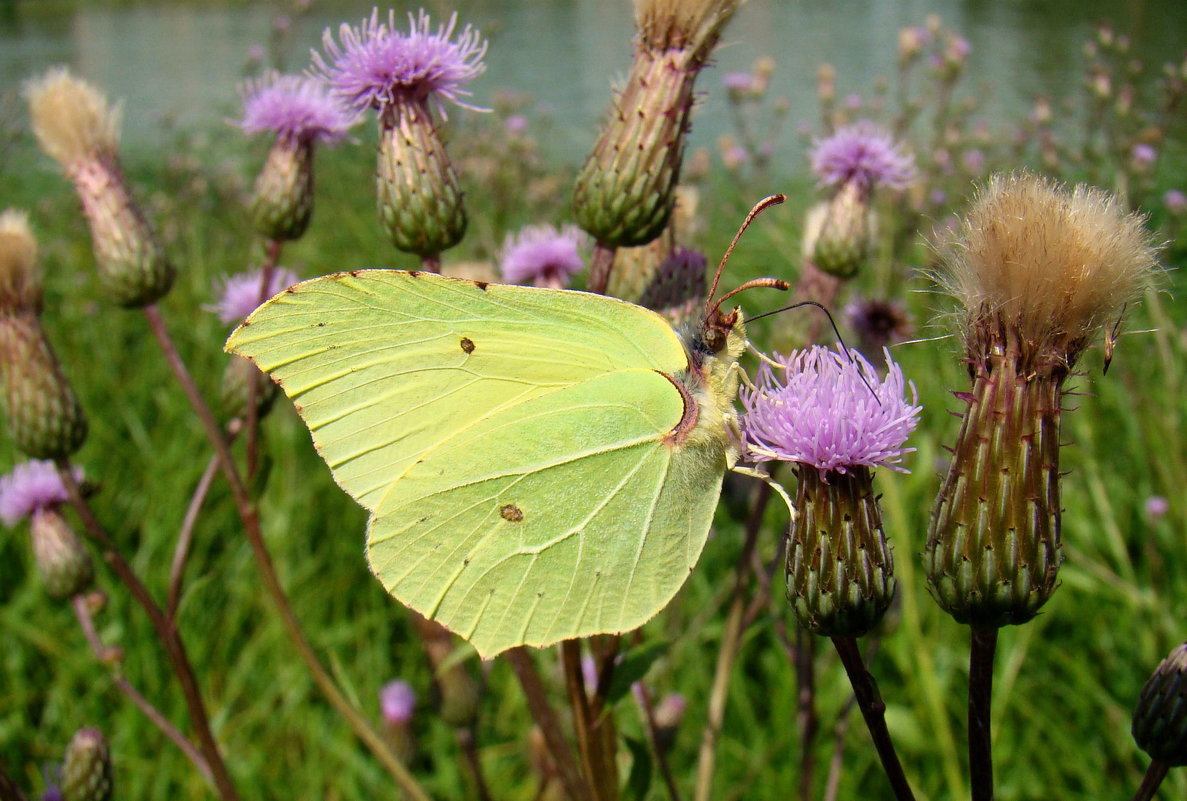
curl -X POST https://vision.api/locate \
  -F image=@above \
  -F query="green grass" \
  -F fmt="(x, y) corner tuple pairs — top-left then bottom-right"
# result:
(1, 108), (1185, 801)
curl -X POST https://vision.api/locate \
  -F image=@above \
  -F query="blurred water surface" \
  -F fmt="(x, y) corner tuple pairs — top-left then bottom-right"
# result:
(1, 0), (1184, 162)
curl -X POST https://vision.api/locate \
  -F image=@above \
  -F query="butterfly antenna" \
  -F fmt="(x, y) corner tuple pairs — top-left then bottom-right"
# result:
(705, 194), (787, 314)
(748, 300), (879, 401)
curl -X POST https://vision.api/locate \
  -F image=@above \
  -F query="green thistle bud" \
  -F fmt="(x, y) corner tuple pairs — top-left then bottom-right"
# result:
(574, 0), (741, 248)
(219, 355), (278, 422)
(250, 138), (314, 241)
(31, 508), (93, 599)
(926, 173), (1159, 628)
(61, 728), (112, 801)
(376, 101), (467, 260)
(25, 68), (174, 308)
(1132, 643), (1187, 767)
(0, 212), (87, 460)
(804, 182), (871, 279)
(786, 466), (895, 637)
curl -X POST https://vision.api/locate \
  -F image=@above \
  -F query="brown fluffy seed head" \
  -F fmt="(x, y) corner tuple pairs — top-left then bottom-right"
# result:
(636, 0), (743, 62)
(25, 67), (121, 168)
(0, 210), (42, 311)
(937, 172), (1159, 373)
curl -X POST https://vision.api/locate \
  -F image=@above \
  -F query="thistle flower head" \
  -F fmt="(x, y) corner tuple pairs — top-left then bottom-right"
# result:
(0, 460), (81, 527)
(810, 122), (916, 193)
(239, 72), (356, 145)
(499, 224), (586, 288)
(0, 209), (41, 310)
(635, 0), (743, 60)
(380, 680), (416, 726)
(1132, 642), (1187, 766)
(843, 296), (915, 352)
(936, 172), (1160, 371)
(24, 67), (121, 167)
(742, 345), (921, 478)
(313, 8), (487, 117)
(211, 268), (300, 326)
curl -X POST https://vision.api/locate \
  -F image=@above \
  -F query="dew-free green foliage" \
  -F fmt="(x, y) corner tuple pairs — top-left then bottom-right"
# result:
(228, 270), (744, 658)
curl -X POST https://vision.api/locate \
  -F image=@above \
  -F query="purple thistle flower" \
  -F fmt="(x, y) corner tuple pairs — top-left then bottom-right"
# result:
(313, 8), (487, 117)
(379, 680), (417, 726)
(742, 345), (921, 478)
(239, 72), (356, 145)
(211, 268), (300, 326)
(0, 461), (83, 527)
(499, 224), (587, 288)
(810, 122), (916, 193)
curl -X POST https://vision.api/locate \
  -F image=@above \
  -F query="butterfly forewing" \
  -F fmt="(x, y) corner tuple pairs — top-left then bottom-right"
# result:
(228, 271), (689, 511)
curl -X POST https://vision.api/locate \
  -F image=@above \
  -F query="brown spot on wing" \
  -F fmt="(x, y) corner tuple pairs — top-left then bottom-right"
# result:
(460, 337), (475, 354)
(474, 281), (489, 291)
(500, 504), (524, 522)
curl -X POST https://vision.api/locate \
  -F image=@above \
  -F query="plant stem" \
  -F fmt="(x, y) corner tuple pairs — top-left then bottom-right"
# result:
(505, 647), (593, 801)
(1130, 760), (1170, 801)
(587, 242), (617, 295)
(141, 305), (432, 801)
(694, 482), (768, 801)
(420, 253), (441, 272)
(72, 595), (213, 783)
(796, 627), (818, 801)
(969, 627), (999, 801)
(831, 636), (915, 801)
(54, 462), (239, 801)
(634, 681), (683, 801)
(167, 452), (221, 621)
(245, 239), (283, 478)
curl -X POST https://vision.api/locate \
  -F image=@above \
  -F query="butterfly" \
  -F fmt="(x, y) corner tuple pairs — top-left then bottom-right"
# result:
(226, 197), (787, 658)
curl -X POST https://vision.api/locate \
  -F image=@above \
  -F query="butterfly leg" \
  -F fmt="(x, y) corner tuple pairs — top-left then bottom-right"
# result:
(730, 464), (795, 520)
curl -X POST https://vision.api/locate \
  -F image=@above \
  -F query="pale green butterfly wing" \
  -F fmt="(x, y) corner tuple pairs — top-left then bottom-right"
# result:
(227, 270), (731, 657)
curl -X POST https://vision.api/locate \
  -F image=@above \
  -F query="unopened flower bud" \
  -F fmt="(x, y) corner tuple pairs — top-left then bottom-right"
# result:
(0, 212), (87, 459)
(574, 0), (741, 249)
(25, 68), (173, 307)
(31, 508), (93, 599)
(804, 183), (872, 280)
(1132, 643), (1187, 766)
(61, 728), (112, 801)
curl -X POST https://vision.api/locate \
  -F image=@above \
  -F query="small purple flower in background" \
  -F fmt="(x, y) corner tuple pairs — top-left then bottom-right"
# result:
(314, 8), (487, 117)
(742, 345), (921, 478)
(810, 122), (916, 194)
(239, 72), (356, 145)
(1145, 496), (1170, 520)
(211, 268), (300, 326)
(962, 148), (985, 174)
(722, 72), (755, 92)
(1164, 189), (1187, 214)
(504, 114), (528, 135)
(1130, 142), (1157, 168)
(246, 44), (267, 64)
(499, 224), (587, 289)
(380, 680), (417, 726)
(0, 461), (82, 527)
(844, 92), (863, 110)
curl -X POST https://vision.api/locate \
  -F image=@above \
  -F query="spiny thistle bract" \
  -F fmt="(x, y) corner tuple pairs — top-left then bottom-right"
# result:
(238, 72), (356, 241)
(24, 68), (175, 308)
(61, 728), (112, 801)
(0, 211), (88, 459)
(1132, 643), (1187, 767)
(743, 345), (921, 637)
(925, 172), (1159, 629)
(573, 0), (743, 249)
(314, 8), (486, 261)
